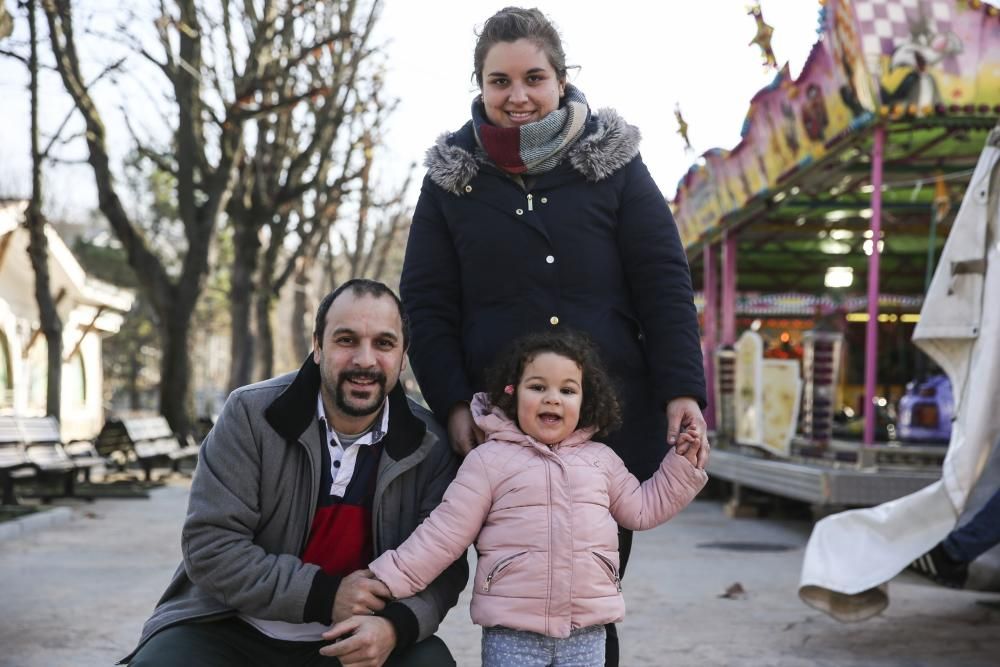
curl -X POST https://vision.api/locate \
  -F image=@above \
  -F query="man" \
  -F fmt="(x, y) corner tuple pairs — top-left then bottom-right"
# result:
(910, 481), (1000, 589)
(126, 279), (468, 666)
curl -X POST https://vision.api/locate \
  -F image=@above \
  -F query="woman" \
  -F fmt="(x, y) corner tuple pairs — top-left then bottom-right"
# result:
(399, 8), (709, 663)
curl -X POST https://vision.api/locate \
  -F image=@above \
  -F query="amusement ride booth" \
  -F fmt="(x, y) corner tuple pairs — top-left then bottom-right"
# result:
(671, 0), (1000, 510)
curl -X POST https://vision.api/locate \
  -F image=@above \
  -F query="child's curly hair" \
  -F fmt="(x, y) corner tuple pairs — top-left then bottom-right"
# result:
(486, 329), (622, 439)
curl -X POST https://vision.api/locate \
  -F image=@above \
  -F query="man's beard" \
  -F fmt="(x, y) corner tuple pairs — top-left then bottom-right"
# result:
(334, 369), (388, 417)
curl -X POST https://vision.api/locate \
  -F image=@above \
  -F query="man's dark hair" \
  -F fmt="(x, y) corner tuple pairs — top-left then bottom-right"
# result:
(313, 279), (409, 349)
(486, 329), (621, 439)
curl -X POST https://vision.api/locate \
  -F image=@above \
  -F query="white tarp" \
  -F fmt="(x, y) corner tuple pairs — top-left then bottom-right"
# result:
(798, 126), (1000, 621)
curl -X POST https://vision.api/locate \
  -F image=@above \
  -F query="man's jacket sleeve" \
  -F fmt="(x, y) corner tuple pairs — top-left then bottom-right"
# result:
(181, 390), (338, 623)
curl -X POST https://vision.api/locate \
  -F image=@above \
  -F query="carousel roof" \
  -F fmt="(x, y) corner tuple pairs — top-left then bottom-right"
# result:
(673, 0), (1000, 297)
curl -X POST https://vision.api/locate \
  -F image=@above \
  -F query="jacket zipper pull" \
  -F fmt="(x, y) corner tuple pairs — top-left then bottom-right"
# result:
(527, 193), (534, 211)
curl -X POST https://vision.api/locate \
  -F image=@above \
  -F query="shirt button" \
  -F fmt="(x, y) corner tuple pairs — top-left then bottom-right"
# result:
(333, 460), (341, 468)
(464, 185), (472, 193)
(516, 208), (524, 215)
(545, 255), (555, 264)
(550, 316), (559, 326)
(541, 197), (548, 204)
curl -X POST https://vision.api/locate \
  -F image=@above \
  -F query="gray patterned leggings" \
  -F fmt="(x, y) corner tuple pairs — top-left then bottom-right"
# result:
(481, 625), (606, 667)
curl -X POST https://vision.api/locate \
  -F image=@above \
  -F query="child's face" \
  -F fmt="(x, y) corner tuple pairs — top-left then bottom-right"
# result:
(516, 352), (583, 445)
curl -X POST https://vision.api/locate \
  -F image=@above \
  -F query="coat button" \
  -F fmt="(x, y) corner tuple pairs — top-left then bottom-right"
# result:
(540, 197), (548, 204)
(545, 255), (555, 264)
(464, 185), (472, 193)
(550, 316), (559, 326)
(516, 208), (524, 215)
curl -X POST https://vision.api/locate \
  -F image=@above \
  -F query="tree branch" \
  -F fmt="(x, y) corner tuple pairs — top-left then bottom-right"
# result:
(41, 0), (175, 314)
(0, 48), (29, 65)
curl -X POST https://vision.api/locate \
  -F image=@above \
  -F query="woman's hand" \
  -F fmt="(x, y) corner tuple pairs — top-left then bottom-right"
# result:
(447, 402), (485, 456)
(666, 397), (710, 470)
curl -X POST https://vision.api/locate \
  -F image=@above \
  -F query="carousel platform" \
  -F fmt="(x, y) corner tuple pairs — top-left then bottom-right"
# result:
(707, 438), (944, 507)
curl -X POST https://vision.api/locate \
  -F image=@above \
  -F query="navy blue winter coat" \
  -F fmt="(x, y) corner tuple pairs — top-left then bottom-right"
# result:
(400, 110), (705, 480)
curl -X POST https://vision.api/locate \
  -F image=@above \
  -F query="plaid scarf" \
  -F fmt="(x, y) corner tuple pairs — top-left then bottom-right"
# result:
(471, 84), (590, 175)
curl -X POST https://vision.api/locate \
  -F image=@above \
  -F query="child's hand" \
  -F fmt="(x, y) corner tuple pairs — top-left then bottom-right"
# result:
(674, 425), (701, 467)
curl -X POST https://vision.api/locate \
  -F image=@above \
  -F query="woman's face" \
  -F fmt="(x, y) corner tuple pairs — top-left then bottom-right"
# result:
(480, 38), (565, 128)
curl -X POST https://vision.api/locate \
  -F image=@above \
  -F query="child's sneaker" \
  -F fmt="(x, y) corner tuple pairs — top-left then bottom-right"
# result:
(908, 543), (968, 588)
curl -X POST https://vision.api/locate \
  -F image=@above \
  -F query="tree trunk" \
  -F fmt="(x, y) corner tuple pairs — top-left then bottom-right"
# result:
(160, 302), (195, 437)
(253, 286), (275, 380)
(291, 255), (313, 361)
(128, 347), (140, 411)
(26, 0), (62, 420)
(228, 218), (260, 391)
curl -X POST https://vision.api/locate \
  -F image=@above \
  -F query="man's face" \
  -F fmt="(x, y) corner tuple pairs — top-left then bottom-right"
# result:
(313, 292), (406, 432)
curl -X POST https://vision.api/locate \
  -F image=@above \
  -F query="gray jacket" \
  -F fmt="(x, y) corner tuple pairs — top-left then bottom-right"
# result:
(123, 357), (468, 662)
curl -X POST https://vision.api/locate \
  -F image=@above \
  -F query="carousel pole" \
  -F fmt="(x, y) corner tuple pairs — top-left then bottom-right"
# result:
(722, 230), (738, 346)
(863, 125), (886, 445)
(703, 241), (719, 429)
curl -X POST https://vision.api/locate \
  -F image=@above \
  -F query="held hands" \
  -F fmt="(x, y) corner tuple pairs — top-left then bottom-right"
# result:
(320, 614), (396, 666)
(447, 402), (485, 457)
(666, 397), (710, 470)
(332, 569), (392, 623)
(673, 425), (702, 468)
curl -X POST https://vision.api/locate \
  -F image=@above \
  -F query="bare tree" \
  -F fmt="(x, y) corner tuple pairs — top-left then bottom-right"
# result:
(40, 1), (336, 434)
(283, 150), (413, 374)
(225, 0), (397, 387)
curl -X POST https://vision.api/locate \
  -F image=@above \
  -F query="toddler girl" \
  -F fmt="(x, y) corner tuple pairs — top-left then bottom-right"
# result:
(369, 330), (708, 666)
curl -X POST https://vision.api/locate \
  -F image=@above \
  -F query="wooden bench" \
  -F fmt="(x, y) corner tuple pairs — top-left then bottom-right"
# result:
(0, 415), (105, 503)
(94, 416), (199, 481)
(0, 417), (36, 505)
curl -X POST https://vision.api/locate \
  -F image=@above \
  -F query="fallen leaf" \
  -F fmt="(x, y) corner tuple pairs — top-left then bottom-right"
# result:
(719, 582), (747, 599)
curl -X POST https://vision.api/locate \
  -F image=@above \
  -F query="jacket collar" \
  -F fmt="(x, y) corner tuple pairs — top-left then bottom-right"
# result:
(425, 108), (641, 196)
(264, 355), (426, 460)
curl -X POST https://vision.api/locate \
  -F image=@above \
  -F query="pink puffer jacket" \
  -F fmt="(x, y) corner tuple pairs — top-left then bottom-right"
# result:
(369, 393), (708, 639)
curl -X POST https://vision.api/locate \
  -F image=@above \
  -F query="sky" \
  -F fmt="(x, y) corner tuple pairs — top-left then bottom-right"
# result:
(0, 0), (824, 220)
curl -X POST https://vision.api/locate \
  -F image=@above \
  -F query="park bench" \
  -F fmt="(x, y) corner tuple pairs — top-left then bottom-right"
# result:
(0, 417), (35, 505)
(0, 415), (105, 503)
(94, 416), (199, 481)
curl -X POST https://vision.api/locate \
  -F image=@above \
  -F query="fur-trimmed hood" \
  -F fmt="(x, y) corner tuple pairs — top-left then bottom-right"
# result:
(425, 108), (641, 195)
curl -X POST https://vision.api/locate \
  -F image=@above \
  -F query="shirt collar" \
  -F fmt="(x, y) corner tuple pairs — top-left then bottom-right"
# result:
(316, 391), (390, 447)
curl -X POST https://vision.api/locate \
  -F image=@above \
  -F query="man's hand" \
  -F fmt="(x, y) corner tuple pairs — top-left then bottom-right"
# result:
(447, 402), (484, 457)
(320, 615), (396, 666)
(332, 569), (391, 623)
(666, 397), (710, 470)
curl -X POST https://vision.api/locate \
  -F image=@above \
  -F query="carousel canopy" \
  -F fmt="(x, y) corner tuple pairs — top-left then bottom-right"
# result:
(674, 0), (1000, 297)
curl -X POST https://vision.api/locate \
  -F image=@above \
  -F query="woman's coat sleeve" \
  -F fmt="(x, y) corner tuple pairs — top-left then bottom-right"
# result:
(400, 176), (474, 421)
(616, 156), (707, 408)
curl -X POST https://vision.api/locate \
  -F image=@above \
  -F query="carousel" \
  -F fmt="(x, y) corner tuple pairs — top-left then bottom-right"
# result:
(671, 0), (1000, 508)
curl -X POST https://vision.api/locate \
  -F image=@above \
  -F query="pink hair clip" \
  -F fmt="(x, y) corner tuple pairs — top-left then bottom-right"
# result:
(504, 384), (514, 395)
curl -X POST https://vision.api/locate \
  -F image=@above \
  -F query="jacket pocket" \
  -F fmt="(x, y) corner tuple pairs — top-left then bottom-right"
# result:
(483, 551), (528, 592)
(592, 552), (622, 592)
